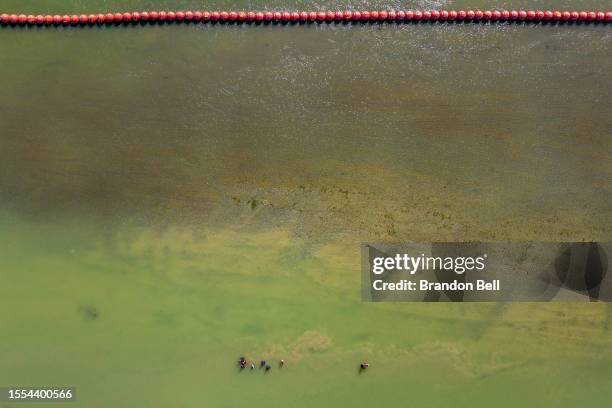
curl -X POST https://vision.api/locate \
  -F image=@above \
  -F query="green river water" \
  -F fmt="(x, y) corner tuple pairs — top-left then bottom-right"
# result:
(1, 1), (611, 407)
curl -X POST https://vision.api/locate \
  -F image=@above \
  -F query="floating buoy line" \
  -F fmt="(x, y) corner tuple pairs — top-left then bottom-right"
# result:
(1, 10), (611, 27)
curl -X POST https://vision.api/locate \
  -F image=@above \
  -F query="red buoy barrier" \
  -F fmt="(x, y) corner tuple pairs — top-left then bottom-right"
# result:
(1, 9), (611, 28)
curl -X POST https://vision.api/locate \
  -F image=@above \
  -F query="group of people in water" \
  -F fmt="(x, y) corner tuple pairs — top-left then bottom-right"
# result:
(238, 356), (284, 372)
(237, 356), (369, 372)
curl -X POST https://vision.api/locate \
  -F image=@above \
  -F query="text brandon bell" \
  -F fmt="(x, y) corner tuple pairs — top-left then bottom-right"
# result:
(372, 279), (500, 292)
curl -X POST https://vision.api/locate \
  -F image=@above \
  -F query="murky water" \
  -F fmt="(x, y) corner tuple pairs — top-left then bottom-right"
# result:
(1, 1), (611, 407)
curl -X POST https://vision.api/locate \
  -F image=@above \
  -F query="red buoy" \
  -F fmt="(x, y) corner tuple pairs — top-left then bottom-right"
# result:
(0, 8), (610, 29)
